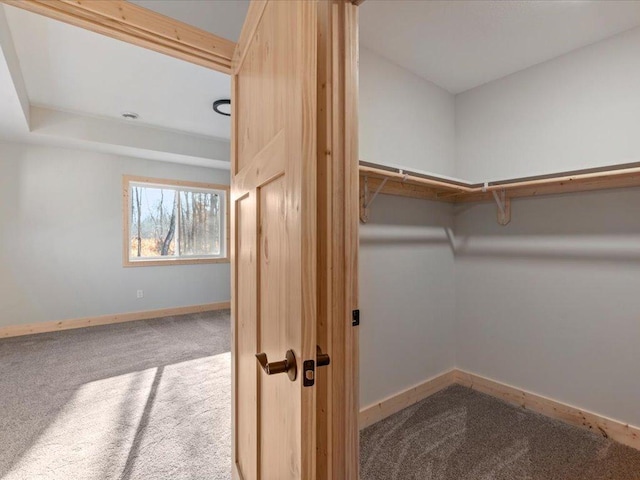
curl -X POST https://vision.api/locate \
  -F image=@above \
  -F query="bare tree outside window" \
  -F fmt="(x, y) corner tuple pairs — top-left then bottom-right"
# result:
(179, 191), (221, 256)
(128, 181), (225, 262)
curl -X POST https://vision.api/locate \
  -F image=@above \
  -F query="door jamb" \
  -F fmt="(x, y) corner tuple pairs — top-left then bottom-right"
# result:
(316, 1), (360, 478)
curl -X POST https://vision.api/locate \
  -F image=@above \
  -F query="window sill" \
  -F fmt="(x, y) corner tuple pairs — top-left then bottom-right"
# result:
(123, 257), (230, 267)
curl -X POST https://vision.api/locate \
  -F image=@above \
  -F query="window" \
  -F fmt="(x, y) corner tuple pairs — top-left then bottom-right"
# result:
(123, 176), (229, 266)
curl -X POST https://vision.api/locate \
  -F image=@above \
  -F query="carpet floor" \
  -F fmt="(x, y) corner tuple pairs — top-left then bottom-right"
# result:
(0, 311), (231, 480)
(361, 384), (640, 480)
(6, 315), (640, 480)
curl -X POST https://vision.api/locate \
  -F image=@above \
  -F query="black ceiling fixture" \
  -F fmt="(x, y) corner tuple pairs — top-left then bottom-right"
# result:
(213, 99), (231, 117)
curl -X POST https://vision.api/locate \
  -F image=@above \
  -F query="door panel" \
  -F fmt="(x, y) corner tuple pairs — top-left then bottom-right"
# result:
(231, 1), (317, 479)
(258, 173), (296, 479)
(235, 193), (258, 479)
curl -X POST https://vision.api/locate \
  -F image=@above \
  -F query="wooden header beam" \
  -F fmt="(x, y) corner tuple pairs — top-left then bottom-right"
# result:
(0, 0), (236, 73)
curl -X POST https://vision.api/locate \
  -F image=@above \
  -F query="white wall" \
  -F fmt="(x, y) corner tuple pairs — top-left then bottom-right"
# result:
(359, 196), (455, 407)
(0, 142), (230, 327)
(452, 27), (640, 427)
(455, 27), (640, 182)
(454, 190), (640, 426)
(358, 47), (458, 408)
(360, 47), (456, 177)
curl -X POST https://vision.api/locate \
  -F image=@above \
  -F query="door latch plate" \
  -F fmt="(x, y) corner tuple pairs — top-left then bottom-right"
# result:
(303, 359), (315, 387)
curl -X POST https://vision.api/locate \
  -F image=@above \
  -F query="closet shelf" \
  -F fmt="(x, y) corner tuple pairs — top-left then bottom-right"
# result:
(360, 161), (640, 202)
(359, 161), (640, 224)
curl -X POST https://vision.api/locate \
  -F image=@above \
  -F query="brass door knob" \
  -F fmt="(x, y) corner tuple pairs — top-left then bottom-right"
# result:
(316, 345), (330, 367)
(256, 349), (297, 381)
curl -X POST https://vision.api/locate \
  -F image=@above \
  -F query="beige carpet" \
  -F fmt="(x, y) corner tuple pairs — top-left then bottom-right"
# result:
(361, 384), (640, 480)
(0, 311), (231, 480)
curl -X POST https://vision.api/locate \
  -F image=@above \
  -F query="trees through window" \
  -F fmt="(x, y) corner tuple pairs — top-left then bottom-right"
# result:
(124, 176), (228, 265)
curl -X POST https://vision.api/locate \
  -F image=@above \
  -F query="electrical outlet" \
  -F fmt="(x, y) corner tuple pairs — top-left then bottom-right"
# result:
(137, 289), (144, 299)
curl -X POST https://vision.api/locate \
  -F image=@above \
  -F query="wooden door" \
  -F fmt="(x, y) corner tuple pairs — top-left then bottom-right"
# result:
(230, 1), (318, 479)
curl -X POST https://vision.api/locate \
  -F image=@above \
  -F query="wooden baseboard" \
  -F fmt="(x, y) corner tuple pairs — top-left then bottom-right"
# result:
(454, 369), (640, 451)
(359, 369), (457, 429)
(0, 301), (231, 339)
(359, 368), (640, 451)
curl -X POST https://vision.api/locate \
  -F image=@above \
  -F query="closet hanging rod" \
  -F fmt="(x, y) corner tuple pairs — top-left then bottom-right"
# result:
(469, 165), (640, 194)
(359, 160), (640, 224)
(359, 165), (473, 194)
(359, 161), (640, 202)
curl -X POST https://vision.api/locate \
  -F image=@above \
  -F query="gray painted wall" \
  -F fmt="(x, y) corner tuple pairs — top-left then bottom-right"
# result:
(0, 142), (230, 327)
(360, 47), (456, 177)
(360, 195), (455, 407)
(454, 190), (640, 426)
(455, 26), (640, 182)
(453, 27), (640, 426)
(359, 48), (457, 408)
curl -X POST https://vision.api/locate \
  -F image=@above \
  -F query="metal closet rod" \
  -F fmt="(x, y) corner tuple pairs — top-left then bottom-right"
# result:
(358, 165), (473, 193)
(359, 161), (640, 197)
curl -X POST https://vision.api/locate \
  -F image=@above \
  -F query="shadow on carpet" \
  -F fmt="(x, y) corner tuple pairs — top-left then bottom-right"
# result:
(361, 385), (640, 480)
(0, 311), (231, 480)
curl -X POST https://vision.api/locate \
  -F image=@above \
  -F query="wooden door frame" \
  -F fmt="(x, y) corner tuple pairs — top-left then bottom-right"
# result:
(316, 1), (360, 478)
(0, 0), (236, 72)
(2, 1), (360, 477)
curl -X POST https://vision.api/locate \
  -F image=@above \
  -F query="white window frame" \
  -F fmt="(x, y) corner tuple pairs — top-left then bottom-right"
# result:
(123, 175), (229, 267)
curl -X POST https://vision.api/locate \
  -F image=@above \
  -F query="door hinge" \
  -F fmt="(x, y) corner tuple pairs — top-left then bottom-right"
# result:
(352, 309), (360, 326)
(303, 359), (315, 387)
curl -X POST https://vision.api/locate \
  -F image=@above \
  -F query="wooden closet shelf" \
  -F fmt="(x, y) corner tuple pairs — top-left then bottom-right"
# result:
(359, 162), (640, 204)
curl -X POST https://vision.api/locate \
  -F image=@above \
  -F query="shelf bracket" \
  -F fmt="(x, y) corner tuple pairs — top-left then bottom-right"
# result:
(492, 189), (511, 226)
(360, 175), (388, 223)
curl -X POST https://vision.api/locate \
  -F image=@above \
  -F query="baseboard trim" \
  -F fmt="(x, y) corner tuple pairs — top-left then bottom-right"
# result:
(0, 301), (231, 339)
(360, 368), (640, 451)
(454, 369), (640, 451)
(359, 369), (457, 429)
